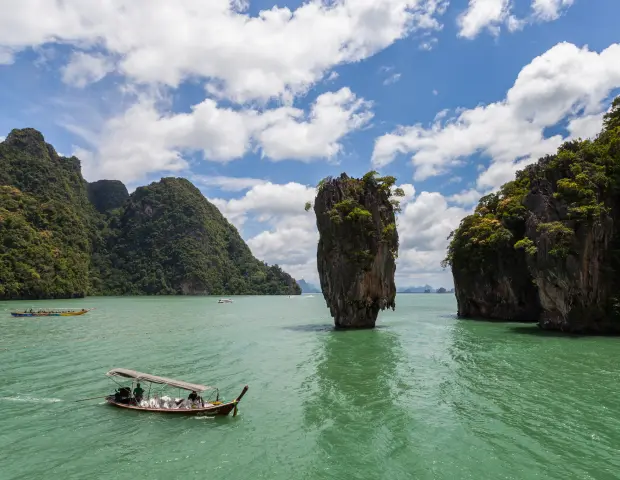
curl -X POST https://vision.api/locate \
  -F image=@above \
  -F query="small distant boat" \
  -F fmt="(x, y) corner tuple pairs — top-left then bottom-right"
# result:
(10, 308), (94, 317)
(218, 298), (233, 304)
(104, 368), (249, 417)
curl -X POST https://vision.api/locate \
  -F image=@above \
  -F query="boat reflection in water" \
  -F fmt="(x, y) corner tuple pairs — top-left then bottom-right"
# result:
(105, 368), (248, 417)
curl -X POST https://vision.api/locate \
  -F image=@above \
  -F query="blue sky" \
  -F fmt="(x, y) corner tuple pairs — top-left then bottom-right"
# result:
(1, 0), (619, 288)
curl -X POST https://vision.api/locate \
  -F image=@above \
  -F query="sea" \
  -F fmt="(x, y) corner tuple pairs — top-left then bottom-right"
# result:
(0, 294), (619, 479)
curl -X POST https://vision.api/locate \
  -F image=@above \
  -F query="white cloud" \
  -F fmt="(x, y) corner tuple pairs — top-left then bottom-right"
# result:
(61, 52), (115, 88)
(0, 0), (447, 103)
(398, 191), (469, 252)
(395, 183), (416, 205)
(419, 38), (438, 51)
(0, 46), (14, 64)
(210, 181), (317, 227)
(448, 188), (485, 206)
(257, 88), (373, 161)
(191, 175), (267, 192)
(372, 42), (620, 191)
(383, 73), (402, 85)
(567, 112), (606, 140)
(77, 88), (372, 183)
(458, 0), (510, 39)
(209, 182), (319, 282)
(394, 191), (471, 287)
(457, 0), (574, 39)
(532, 0), (573, 21)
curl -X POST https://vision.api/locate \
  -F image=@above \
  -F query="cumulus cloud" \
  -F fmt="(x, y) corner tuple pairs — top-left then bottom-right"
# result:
(210, 181), (317, 228)
(61, 52), (115, 88)
(208, 181), (319, 281)
(448, 188), (486, 206)
(257, 88), (373, 161)
(458, 0), (511, 39)
(0, 0), (448, 103)
(532, 0), (574, 21)
(457, 0), (573, 39)
(372, 42), (620, 191)
(76, 88), (372, 183)
(209, 179), (465, 287)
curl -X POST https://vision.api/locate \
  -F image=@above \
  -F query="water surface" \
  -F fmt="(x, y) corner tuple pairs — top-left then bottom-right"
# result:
(1, 295), (618, 479)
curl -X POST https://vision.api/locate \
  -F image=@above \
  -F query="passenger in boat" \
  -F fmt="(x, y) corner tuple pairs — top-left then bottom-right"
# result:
(114, 387), (131, 403)
(133, 383), (145, 403)
(188, 391), (203, 404)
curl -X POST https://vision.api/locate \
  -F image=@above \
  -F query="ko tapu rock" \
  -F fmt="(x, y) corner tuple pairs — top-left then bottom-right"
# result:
(443, 96), (620, 334)
(308, 172), (402, 328)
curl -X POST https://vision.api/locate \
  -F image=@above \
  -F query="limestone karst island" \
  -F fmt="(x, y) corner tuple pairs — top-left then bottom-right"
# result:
(444, 97), (620, 334)
(0, 128), (300, 300)
(308, 172), (401, 328)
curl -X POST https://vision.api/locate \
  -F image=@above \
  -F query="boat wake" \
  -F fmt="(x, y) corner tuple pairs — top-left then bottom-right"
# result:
(0, 395), (63, 403)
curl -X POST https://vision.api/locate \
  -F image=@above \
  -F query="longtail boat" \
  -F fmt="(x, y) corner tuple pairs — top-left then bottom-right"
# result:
(105, 368), (249, 417)
(10, 308), (94, 317)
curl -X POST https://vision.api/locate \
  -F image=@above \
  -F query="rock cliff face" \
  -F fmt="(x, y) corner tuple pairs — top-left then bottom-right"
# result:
(313, 172), (400, 328)
(445, 97), (620, 333)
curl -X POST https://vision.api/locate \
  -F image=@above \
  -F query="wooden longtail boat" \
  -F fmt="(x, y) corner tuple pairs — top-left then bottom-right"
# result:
(10, 308), (94, 317)
(105, 368), (249, 417)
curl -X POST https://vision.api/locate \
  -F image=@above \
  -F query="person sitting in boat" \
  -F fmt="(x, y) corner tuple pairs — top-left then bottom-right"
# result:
(114, 387), (131, 403)
(188, 391), (202, 404)
(133, 383), (145, 403)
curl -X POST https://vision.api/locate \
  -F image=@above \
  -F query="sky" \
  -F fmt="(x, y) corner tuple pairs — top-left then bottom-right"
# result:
(1, 0), (619, 289)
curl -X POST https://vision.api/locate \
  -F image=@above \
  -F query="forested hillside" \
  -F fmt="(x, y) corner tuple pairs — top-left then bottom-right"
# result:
(0, 128), (300, 299)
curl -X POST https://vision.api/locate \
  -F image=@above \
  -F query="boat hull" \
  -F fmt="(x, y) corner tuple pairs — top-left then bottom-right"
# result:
(105, 397), (237, 416)
(10, 310), (90, 317)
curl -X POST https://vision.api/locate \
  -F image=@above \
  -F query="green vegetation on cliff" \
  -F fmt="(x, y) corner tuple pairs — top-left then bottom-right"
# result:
(307, 171), (404, 264)
(0, 129), (94, 299)
(0, 129), (300, 299)
(444, 97), (620, 269)
(87, 180), (129, 213)
(93, 178), (300, 296)
(444, 96), (620, 331)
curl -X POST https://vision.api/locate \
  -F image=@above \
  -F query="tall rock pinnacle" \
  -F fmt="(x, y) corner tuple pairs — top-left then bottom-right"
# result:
(310, 172), (401, 328)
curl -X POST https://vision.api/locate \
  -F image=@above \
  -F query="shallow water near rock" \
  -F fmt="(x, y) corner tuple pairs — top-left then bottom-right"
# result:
(1, 294), (619, 479)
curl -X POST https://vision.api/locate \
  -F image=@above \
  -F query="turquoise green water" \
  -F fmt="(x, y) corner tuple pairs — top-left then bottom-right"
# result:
(1, 294), (619, 479)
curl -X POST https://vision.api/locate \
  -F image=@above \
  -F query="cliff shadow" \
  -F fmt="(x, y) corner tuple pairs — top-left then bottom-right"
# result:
(300, 328), (416, 479)
(508, 325), (620, 338)
(283, 323), (390, 333)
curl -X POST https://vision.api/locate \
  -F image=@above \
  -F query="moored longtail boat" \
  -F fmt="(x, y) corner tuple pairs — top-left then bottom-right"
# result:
(10, 308), (94, 317)
(104, 368), (249, 417)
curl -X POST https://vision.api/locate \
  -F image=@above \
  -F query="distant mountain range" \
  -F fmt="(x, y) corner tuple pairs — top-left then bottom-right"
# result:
(297, 280), (454, 294)
(397, 285), (454, 293)
(297, 279), (321, 293)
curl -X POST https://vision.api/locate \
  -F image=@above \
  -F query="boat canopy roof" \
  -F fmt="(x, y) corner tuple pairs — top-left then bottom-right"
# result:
(106, 368), (213, 393)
